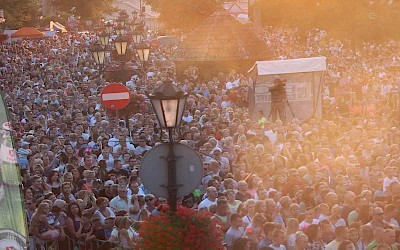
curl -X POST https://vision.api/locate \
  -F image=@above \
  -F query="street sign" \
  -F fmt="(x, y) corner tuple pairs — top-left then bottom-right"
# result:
(139, 142), (203, 198)
(101, 83), (131, 110)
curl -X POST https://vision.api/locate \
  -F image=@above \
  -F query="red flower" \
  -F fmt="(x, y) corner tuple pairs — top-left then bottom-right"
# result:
(137, 207), (224, 250)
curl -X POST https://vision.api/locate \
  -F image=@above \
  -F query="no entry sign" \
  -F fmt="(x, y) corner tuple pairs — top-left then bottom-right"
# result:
(101, 83), (131, 110)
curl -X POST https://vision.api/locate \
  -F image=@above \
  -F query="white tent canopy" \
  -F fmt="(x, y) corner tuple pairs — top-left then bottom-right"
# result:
(248, 57), (327, 121)
(251, 56), (327, 75)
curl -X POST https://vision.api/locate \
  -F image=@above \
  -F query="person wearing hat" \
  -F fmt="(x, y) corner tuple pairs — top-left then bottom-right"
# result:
(17, 140), (31, 168)
(98, 180), (116, 200)
(52, 199), (68, 229)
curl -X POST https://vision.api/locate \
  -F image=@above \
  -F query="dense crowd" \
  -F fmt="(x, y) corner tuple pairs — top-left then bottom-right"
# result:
(1, 22), (400, 250)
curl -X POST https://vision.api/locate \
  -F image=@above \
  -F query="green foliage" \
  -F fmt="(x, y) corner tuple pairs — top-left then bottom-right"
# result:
(50, 0), (116, 21)
(0, 0), (40, 28)
(253, 0), (400, 42)
(144, 0), (223, 31)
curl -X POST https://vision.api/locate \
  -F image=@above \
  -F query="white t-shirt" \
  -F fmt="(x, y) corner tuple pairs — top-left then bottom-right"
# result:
(225, 227), (244, 248)
(182, 115), (193, 123)
(383, 176), (399, 193)
(93, 207), (115, 226)
(326, 240), (341, 250)
(198, 198), (217, 211)
(269, 244), (286, 250)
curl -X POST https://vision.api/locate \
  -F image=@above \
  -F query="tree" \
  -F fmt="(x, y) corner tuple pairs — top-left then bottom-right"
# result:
(50, 0), (116, 21)
(0, 0), (40, 28)
(253, 0), (400, 43)
(144, 0), (223, 31)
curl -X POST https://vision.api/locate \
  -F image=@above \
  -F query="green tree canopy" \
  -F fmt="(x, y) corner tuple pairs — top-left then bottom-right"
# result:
(50, 0), (116, 21)
(0, 0), (40, 28)
(144, 0), (223, 31)
(253, 0), (400, 42)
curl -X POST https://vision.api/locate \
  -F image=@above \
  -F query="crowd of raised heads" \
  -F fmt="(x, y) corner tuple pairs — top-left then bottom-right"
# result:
(0, 25), (400, 249)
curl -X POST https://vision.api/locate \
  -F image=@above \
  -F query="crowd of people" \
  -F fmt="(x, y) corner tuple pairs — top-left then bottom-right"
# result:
(1, 19), (400, 250)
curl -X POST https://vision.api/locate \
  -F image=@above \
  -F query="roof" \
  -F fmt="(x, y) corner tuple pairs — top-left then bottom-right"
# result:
(11, 27), (45, 38)
(224, 1), (248, 15)
(172, 11), (272, 62)
(250, 57), (327, 75)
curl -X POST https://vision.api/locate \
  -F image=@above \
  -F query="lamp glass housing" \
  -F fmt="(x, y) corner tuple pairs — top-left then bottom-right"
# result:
(114, 38), (128, 55)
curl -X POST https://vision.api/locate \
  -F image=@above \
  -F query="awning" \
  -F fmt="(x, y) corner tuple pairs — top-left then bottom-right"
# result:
(250, 57), (327, 75)
(11, 27), (45, 38)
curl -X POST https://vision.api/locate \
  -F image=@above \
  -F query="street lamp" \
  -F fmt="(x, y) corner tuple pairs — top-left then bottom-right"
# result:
(136, 42), (150, 64)
(91, 43), (106, 75)
(147, 79), (188, 212)
(119, 10), (129, 25)
(0, 9), (6, 32)
(128, 21), (137, 33)
(132, 10), (138, 21)
(98, 31), (110, 48)
(131, 29), (142, 44)
(105, 21), (113, 34)
(115, 25), (125, 36)
(114, 35), (129, 56)
(117, 16), (126, 28)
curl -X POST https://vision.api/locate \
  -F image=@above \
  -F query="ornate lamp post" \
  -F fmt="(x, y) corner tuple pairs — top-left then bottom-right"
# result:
(90, 43), (106, 75)
(105, 21), (113, 34)
(114, 36), (129, 56)
(0, 10), (6, 32)
(98, 31), (110, 48)
(116, 16), (126, 28)
(128, 21), (137, 33)
(131, 29), (142, 44)
(119, 10), (129, 26)
(147, 80), (188, 212)
(136, 41), (150, 66)
(114, 25), (125, 36)
(132, 10), (138, 21)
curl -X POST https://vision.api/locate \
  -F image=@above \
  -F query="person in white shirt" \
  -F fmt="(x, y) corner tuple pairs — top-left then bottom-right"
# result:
(182, 110), (193, 123)
(198, 186), (218, 211)
(383, 166), (399, 193)
(299, 207), (319, 230)
(225, 77), (239, 90)
(325, 226), (348, 250)
(225, 213), (244, 250)
(109, 185), (132, 214)
(295, 232), (309, 250)
(221, 95), (232, 108)
(113, 140), (135, 155)
(97, 147), (114, 171)
(269, 229), (287, 250)
(383, 204), (400, 228)
(134, 136), (152, 156)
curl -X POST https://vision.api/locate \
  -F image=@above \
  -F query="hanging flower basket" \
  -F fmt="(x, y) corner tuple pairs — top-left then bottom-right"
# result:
(137, 207), (224, 250)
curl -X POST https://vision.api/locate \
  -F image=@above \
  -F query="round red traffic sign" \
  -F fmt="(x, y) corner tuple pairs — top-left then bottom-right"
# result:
(101, 83), (131, 110)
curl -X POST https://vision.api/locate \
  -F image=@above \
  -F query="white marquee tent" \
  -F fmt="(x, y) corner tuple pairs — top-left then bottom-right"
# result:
(248, 57), (327, 121)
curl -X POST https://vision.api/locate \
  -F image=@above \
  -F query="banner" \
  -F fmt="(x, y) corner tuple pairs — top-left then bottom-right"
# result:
(0, 94), (28, 249)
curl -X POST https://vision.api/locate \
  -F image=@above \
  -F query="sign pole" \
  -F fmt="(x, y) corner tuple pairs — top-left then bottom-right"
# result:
(116, 109), (119, 126)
